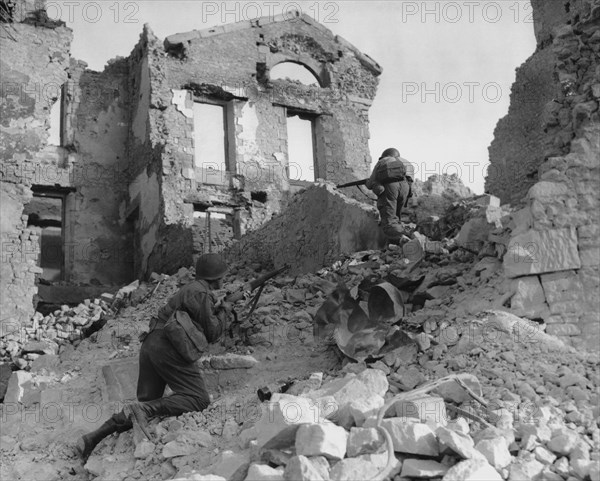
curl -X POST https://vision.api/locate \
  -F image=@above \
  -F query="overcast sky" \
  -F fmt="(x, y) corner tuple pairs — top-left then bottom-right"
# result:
(47, 0), (537, 193)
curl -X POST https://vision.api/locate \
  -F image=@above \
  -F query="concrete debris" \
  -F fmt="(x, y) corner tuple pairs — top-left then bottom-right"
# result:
(380, 419), (439, 456)
(401, 458), (450, 478)
(345, 427), (385, 457)
(2, 1), (599, 480)
(437, 426), (486, 460)
(475, 437), (512, 470)
(2, 241), (598, 481)
(442, 458), (503, 480)
(283, 455), (326, 481)
(295, 423), (348, 460)
(244, 464), (285, 481)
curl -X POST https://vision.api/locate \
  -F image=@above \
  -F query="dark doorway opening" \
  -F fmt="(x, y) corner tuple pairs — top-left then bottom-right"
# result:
(25, 192), (65, 282)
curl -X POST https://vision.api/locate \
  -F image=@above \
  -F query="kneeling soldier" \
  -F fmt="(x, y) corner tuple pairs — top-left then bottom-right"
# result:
(77, 253), (234, 460)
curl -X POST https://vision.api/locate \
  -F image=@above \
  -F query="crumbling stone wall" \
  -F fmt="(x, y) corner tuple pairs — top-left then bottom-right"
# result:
(0, 10), (72, 326)
(138, 13), (381, 276)
(486, 0), (597, 205)
(1, 0), (137, 332)
(126, 27), (166, 277)
(501, 0), (600, 350)
(226, 183), (387, 274)
(65, 60), (133, 285)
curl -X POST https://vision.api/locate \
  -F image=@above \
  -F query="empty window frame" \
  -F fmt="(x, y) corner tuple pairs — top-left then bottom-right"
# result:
(192, 206), (234, 255)
(193, 102), (230, 172)
(48, 84), (65, 146)
(286, 111), (317, 183)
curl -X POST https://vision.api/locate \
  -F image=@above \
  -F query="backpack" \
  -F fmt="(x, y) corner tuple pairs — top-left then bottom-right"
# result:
(374, 157), (408, 183)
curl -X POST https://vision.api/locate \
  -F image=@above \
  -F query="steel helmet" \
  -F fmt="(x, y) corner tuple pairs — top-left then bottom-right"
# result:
(195, 253), (228, 280)
(381, 148), (400, 159)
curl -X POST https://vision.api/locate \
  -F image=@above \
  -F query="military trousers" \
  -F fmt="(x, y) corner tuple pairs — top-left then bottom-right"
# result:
(377, 180), (411, 240)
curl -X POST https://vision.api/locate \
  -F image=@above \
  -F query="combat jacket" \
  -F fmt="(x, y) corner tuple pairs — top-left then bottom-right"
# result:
(155, 279), (226, 343)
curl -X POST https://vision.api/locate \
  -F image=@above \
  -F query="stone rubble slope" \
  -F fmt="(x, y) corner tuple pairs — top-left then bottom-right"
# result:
(1, 194), (599, 481)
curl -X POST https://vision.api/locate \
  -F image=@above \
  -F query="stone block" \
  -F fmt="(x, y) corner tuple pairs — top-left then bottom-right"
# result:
(508, 455), (545, 480)
(540, 270), (586, 315)
(401, 459), (449, 478)
(508, 207), (533, 236)
(204, 450), (249, 479)
(457, 217), (493, 251)
(527, 181), (570, 201)
(209, 354), (258, 369)
(295, 423), (348, 460)
(255, 394), (324, 447)
(134, 440), (155, 459)
(307, 369), (388, 426)
(283, 455), (325, 481)
(380, 419), (439, 456)
(432, 374), (482, 403)
(3, 371), (32, 405)
(533, 446), (556, 465)
(503, 228), (581, 278)
(328, 453), (400, 481)
(547, 428), (579, 456)
(334, 393), (384, 428)
(162, 440), (197, 458)
(346, 427), (385, 457)
(546, 324), (581, 336)
(393, 396), (448, 425)
(510, 276), (550, 319)
(437, 426), (485, 460)
(244, 464), (284, 481)
(475, 437), (512, 470)
(441, 459), (502, 480)
(475, 195), (501, 208)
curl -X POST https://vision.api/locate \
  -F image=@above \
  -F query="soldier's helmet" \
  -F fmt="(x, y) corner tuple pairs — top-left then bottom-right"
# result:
(195, 253), (228, 280)
(381, 148), (400, 159)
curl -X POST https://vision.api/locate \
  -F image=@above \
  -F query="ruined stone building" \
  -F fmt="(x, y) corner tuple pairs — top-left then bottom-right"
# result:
(488, 0), (600, 350)
(1, 1), (382, 325)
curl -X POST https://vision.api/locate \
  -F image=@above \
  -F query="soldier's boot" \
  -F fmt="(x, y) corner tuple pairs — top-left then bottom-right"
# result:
(76, 412), (131, 461)
(123, 401), (157, 441)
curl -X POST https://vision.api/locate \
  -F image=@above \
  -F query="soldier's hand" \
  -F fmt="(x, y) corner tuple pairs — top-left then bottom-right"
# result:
(372, 184), (385, 196)
(219, 301), (234, 312)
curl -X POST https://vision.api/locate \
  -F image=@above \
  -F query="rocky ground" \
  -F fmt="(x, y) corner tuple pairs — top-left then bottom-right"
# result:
(0, 231), (598, 481)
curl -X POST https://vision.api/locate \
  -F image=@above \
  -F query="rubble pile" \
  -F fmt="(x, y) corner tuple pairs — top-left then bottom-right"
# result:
(1, 202), (598, 481)
(0, 280), (151, 373)
(139, 330), (598, 481)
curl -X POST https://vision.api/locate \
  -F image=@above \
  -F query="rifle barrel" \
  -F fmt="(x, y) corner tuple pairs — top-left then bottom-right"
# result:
(225, 265), (289, 302)
(336, 175), (407, 189)
(336, 179), (368, 188)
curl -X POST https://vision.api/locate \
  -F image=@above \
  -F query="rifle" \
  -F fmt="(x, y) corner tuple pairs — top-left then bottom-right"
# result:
(220, 264), (290, 304)
(336, 176), (406, 189)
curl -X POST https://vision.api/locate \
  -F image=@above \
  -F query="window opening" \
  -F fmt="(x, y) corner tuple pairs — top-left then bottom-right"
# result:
(271, 62), (320, 86)
(286, 112), (316, 182)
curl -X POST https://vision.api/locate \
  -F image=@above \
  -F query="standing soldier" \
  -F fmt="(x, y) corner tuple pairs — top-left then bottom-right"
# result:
(76, 253), (234, 460)
(366, 147), (414, 242)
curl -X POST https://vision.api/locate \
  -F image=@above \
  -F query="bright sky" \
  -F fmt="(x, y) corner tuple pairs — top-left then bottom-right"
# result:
(47, 0), (537, 193)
